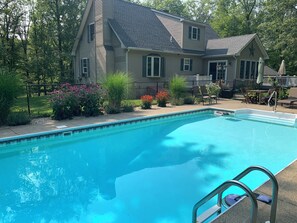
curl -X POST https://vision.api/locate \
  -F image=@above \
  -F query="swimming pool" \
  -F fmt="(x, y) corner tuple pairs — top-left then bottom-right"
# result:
(1, 109), (297, 223)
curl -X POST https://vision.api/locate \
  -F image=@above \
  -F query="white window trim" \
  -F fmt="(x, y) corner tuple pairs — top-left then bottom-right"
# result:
(240, 60), (258, 80)
(192, 26), (198, 40)
(207, 60), (228, 82)
(146, 56), (161, 77)
(81, 58), (89, 76)
(183, 58), (191, 71)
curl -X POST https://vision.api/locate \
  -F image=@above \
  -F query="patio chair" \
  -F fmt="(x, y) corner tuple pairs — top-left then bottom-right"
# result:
(278, 87), (297, 107)
(199, 86), (217, 105)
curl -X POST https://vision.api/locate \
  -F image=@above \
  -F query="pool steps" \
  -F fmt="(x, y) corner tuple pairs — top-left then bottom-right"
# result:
(192, 166), (278, 223)
(234, 109), (297, 127)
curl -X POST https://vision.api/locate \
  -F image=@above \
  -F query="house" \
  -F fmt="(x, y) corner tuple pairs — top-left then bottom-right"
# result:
(71, 0), (269, 97)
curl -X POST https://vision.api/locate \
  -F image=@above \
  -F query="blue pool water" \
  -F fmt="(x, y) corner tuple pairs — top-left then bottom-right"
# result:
(1, 110), (297, 223)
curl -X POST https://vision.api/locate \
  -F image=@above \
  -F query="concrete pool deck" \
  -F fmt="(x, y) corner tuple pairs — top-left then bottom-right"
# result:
(1, 98), (297, 139)
(211, 160), (297, 223)
(1, 98), (297, 222)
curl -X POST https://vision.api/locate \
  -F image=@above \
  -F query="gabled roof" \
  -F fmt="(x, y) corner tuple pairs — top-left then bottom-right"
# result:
(205, 34), (269, 59)
(109, 0), (182, 53)
(264, 66), (278, 76)
(71, 0), (93, 56)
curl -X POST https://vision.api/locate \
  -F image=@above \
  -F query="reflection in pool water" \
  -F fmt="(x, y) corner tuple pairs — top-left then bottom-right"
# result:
(1, 112), (297, 222)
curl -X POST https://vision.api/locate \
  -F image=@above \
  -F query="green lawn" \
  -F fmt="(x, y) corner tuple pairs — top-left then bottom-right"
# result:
(11, 96), (155, 118)
(12, 95), (52, 118)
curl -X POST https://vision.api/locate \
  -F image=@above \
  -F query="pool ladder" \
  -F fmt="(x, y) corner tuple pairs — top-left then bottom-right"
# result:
(268, 91), (278, 111)
(192, 166), (279, 223)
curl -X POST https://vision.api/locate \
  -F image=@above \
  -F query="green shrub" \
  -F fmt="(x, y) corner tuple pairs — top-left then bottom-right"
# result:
(121, 101), (134, 112)
(205, 83), (221, 96)
(51, 91), (79, 120)
(50, 83), (103, 120)
(7, 111), (31, 126)
(80, 85), (104, 117)
(103, 101), (121, 114)
(278, 88), (288, 99)
(169, 76), (186, 105)
(104, 72), (132, 112)
(0, 69), (22, 125)
(184, 96), (195, 104)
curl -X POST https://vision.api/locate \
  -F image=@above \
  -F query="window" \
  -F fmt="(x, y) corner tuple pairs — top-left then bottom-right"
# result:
(147, 56), (161, 77)
(181, 58), (192, 71)
(81, 58), (90, 77)
(245, 61), (250, 79)
(240, 61), (245, 79)
(251, 62), (256, 79)
(240, 60), (258, 80)
(188, 26), (200, 40)
(88, 23), (95, 42)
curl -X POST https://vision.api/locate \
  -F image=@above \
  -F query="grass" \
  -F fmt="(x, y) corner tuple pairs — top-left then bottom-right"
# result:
(11, 97), (158, 118)
(11, 95), (52, 118)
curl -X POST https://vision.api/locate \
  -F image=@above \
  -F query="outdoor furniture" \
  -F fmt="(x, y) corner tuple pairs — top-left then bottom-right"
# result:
(199, 86), (217, 105)
(240, 88), (252, 104)
(246, 89), (268, 104)
(278, 87), (297, 107)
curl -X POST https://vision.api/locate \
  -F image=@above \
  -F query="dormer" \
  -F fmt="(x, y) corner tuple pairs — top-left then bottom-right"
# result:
(182, 21), (206, 51)
(154, 10), (206, 52)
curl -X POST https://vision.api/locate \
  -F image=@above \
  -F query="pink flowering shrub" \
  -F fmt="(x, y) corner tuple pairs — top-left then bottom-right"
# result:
(50, 83), (103, 120)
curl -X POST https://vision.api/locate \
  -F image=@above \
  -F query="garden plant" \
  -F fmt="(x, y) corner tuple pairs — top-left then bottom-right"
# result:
(156, 90), (169, 107)
(103, 72), (132, 113)
(141, 95), (153, 109)
(169, 76), (186, 105)
(0, 69), (22, 125)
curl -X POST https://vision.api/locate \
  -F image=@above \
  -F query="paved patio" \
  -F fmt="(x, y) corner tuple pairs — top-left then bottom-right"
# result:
(1, 98), (297, 139)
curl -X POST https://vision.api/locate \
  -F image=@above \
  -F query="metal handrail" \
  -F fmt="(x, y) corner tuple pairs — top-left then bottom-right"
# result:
(268, 91), (277, 111)
(192, 180), (258, 223)
(232, 166), (279, 223)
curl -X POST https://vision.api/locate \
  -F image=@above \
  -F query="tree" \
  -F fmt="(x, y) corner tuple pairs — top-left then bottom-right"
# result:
(209, 0), (263, 37)
(140, 0), (188, 17)
(258, 0), (297, 75)
(184, 0), (216, 23)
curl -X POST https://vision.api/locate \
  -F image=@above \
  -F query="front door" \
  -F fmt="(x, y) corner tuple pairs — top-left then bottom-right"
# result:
(208, 61), (227, 82)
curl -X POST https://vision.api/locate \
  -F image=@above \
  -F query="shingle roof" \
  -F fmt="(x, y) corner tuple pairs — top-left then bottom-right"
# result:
(205, 34), (256, 57)
(264, 66), (278, 76)
(110, 0), (182, 52)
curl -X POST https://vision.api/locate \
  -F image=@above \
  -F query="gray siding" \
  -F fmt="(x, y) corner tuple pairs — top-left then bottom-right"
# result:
(235, 39), (264, 80)
(74, 1), (96, 84)
(112, 32), (126, 73)
(182, 22), (205, 51)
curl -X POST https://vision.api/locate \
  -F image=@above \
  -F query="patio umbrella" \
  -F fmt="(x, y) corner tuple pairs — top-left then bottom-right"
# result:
(278, 60), (286, 76)
(257, 57), (264, 84)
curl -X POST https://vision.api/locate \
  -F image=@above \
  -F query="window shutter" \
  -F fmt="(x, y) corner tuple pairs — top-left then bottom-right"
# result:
(161, 57), (165, 77)
(197, 29), (200, 41)
(87, 59), (90, 77)
(188, 26), (192, 39)
(142, 56), (147, 77)
(190, 59), (193, 71)
(180, 59), (184, 71)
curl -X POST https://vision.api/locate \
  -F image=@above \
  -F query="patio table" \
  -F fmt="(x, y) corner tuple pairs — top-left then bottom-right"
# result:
(247, 90), (268, 104)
